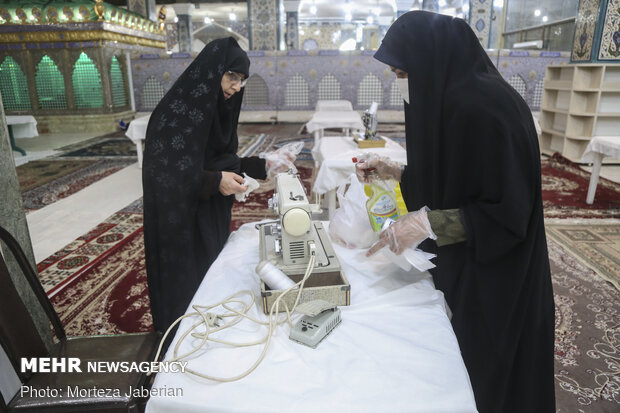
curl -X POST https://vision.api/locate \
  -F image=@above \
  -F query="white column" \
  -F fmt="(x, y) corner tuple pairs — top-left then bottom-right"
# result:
(125, 52), (136, 112)
(284, 0), (301, 50)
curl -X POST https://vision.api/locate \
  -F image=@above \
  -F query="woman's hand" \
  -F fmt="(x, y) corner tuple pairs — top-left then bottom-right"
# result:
(219, 171), (247, 196)
(355, 154), (403, 183)
(260, 141), (303, 177)
(266, 150), (296, 175)
(367, 208), (436, 256)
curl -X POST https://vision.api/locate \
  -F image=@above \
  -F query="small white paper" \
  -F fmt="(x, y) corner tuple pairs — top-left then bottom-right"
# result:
(235, 173), (260, 202)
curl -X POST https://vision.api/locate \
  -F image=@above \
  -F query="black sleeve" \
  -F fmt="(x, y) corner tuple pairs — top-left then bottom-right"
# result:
(240, 156), (267, 180)
(199, 170), (222, 200)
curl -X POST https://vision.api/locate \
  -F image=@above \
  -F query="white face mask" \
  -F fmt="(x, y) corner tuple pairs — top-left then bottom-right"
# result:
(395, 78), (410, 104)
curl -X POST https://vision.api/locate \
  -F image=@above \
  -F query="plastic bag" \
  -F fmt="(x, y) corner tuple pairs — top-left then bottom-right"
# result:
(328, 174), (379, 249)
(260, 141), (305, 177)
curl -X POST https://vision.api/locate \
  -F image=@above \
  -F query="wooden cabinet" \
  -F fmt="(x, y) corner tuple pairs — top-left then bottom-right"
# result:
(539, 64), (620, 162)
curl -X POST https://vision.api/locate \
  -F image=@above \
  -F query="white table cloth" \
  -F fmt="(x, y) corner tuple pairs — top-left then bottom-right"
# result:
(125, 114), (151, 168)
(581, 136), (620, 204)
(146, 223), (476, 413)
(6, 115), (38, 156)
(315, 100), (353, 112)
(305, 111), (364, 135)
(306, 111), (365, 159)
(6, 115), (38, 138)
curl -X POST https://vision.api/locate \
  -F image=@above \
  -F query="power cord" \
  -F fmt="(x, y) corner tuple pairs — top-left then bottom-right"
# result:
(151, 241), (317, 382)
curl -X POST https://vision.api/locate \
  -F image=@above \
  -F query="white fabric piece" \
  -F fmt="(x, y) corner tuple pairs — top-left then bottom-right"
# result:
(235, 173), (260, 202)
(531, 112), (541, 136)
(395, 78), (410, 104)
(313, 136), (407, 194)
(146, 223), (476, 413)
(305, 110), (364, 134)
(315, 100), (353, 112)
(125, 114), (151, 144)
(382, 247), (436, 272)
(6, 115), (38, 138)
(582, 136), (620, 163)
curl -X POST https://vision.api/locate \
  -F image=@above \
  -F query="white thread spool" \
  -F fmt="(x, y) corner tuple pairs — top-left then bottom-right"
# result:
(256, 261), (296, 290)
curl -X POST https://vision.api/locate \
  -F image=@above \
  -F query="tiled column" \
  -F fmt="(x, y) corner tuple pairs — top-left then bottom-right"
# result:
(469, 0), (493, 48)
(284, 1), (300, 50)
(572, 0), (620, 62)
(173, 3), (195, 53)
(249, 0), (279, 50)
(0, 93), (55, 352)
(598, 0), (620, 61)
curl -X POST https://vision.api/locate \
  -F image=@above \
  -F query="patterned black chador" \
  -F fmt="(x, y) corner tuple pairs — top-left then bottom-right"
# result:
(142, 38), (266, 333)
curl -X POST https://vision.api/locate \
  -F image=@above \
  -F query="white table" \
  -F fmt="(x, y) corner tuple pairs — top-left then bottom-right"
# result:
(146, 223), (476, 413)
(313, 135), (407, 218)
(305, 111), (364, 158)
(581, 136), (620, 204)
(125, 114), (151, 168)
(315, 100), (353, 112)
(6, 115), (38, 156)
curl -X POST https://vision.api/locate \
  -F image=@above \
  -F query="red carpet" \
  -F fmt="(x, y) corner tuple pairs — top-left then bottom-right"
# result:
(542, 153), (620, 219)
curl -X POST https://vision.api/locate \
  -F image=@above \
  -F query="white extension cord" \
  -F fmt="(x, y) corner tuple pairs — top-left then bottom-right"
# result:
(151, 242), (317, 382)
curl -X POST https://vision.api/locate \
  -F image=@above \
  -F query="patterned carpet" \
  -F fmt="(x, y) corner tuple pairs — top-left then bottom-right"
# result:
(550, 237), (620, 411)
(44, 202), (150, 335)
(57, 132), (137, 158)
(19, 159), (134, 213)
(547, 223), (620, 291)
(542, 153), (620, 219)
(17, 159), (97, 192)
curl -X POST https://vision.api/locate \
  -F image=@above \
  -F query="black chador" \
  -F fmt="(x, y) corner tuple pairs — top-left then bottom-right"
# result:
(142, 38), (266, 332)
(374, 12), (555, 413)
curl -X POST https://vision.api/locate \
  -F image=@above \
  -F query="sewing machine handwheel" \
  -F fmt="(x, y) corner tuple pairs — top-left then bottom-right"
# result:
(282, 208), (311, 237)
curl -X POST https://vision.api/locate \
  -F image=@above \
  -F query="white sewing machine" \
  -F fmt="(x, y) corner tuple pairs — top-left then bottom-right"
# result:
(258, 171), (349, 313)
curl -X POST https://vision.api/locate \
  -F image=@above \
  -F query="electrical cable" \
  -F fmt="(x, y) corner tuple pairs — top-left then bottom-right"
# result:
(151, 242), (317, 382)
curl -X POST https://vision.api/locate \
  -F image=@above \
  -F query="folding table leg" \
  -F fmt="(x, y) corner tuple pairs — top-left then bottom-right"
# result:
(136, 140), (143, 169)
(586, 152), (604, 204)
(8, 126), (26, 156)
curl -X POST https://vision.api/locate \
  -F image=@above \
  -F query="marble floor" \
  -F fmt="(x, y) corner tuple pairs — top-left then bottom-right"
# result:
(12, 128), (620, 264)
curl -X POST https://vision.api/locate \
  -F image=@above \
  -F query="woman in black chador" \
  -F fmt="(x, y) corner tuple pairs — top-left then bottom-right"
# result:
(356, 12), (555, 412)
(142, 37), (269, 333)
